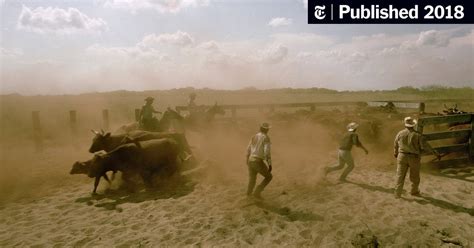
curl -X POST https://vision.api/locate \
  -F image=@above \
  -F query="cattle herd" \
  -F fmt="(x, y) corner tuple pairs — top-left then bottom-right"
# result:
(70, 130), (195, 194)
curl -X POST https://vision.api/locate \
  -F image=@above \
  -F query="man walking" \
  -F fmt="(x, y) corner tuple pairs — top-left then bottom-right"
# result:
(246, 123), (273, 199)
(394, 117), (439, 198)
(325, 122), (369, 182)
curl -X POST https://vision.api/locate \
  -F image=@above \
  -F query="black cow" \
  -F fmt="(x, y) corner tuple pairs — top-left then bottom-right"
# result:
(71, 138), (180, 194)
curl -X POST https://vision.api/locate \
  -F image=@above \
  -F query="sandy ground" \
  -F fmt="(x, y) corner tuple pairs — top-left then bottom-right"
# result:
(1, 119), (473, 247)
(1, 149), (473, 247)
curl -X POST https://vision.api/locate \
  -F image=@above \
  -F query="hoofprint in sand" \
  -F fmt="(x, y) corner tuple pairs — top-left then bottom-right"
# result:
(1, 166), (473, 247)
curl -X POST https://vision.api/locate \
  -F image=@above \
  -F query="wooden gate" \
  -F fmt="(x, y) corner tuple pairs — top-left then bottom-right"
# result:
(418, 114), (474, 167)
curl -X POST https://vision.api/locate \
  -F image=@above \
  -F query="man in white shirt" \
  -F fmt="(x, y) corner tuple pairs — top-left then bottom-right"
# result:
(246, 123), (273, 199)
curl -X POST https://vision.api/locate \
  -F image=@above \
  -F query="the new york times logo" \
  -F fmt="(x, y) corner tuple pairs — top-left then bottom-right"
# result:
(308, 0), (474, 24)
(314, 5), (326, 20)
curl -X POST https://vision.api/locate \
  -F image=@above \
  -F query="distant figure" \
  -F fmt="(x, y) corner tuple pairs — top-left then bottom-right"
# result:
(393, 117), (439, 198)
(325, 122), (369, 182)
(139, 97), (161, 131)
(188, 93), (197, 111)
(246, 123), (273, 199)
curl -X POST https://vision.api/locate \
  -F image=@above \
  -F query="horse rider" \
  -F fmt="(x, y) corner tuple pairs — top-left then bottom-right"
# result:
(246, 123), (273, 199)
(325, 122), (369, 182)
(393, 117), (440, 198)
(139, 97), (161, 131)
(187, 92), (199, 117)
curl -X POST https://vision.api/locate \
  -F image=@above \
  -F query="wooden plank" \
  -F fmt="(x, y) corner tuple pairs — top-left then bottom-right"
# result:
(423, 129), (471, 141)
(69, 110), (77, 136)
(418, 114), (472, 126)
(367, 101), (421, 109)
(102, 109), (109, 131)
(175, 101), (363, 111)
(417, 123), (424, 134)
(419, 102), (425, 113)
(423, 157), (471, 168)
(421, 143), (469, 155)
(470, 120), (474, 161)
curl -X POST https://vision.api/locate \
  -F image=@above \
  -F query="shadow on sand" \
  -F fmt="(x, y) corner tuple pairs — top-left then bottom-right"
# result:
(346, 181), (474, 216)
(249, 200), (324, 222)
(75, 179), (196, 211)
(425, 166), (474, 183)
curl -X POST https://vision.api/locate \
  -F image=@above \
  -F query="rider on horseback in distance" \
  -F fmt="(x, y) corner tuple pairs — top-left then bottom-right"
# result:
(139, 97), (161, 131)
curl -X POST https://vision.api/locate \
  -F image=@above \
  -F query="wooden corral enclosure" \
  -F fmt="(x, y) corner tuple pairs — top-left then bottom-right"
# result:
(418, 114), (474, 167)
(175, 101), (423, 119)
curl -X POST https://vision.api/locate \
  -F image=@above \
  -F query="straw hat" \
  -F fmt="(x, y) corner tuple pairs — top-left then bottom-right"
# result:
(145, 97), (154, 102)
(260, 122), (271, 130)
(404, 117), (417, 127)
(347, 122), (359, 131)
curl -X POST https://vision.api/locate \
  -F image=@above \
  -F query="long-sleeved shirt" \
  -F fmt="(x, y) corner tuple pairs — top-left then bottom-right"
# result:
(394, 128), (435, 156)
(247, 132), (271, 164)
(140, 104), (158, 120)
(339, 131), (362, 151)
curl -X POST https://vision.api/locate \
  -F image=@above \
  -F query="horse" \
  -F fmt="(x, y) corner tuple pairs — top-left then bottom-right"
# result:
(115, 108), (183, 134)
(160, 103), (226, 132)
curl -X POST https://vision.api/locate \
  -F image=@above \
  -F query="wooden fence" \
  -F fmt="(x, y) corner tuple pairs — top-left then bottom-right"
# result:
(418, 114), (474, 167)
(30, 109), (111, 152)
(175, 101), (423, 118)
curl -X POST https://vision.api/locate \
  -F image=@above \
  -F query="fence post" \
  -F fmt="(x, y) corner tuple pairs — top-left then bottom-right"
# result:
(32, 111), (43, 152)
(69, 110), (77, 137)
(102, 109), (109, 131)
(231, 107), (237, 119)
(416, 119), (424, 134)
(135, 109), (140, 122)
(419, 102), (425, 114)
(470, 114), (474, 162)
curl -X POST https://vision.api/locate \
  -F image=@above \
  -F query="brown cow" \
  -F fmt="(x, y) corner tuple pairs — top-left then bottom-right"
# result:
(71, 138), (180, 194)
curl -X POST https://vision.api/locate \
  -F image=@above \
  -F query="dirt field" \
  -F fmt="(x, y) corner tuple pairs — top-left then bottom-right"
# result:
(0, 88), (473, 247)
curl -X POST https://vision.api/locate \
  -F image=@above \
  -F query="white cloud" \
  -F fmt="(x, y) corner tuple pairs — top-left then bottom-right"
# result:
(17, 5), (107, 34)
(101, 0), (210, 13)
(139, 31), (194, 47)
(257, 44), (288, 64)
(416, 28), (471, 47)
(1, 47), (23, 58)
(3, 26), (472, 94)
(198, 40), (220, 51)
(268, 17), (292, 27)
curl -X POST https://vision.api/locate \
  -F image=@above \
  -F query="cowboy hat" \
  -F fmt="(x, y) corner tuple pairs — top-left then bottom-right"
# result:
(145, 97), (154, 101)
(347, 122), (359, 131)
(260, 122), (271, 129)
(404, 117), (417, 127)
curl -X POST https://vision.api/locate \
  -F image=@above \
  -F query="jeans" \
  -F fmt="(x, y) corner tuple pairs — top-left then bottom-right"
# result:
(247, 159), (273, 196)
(326, 149), (354, 180)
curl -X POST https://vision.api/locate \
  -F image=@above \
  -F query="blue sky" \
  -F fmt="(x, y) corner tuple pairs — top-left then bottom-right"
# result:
(1, 0), (473, 94)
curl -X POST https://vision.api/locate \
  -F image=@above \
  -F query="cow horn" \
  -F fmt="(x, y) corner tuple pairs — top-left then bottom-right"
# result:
(91, 129), (99, 135)
(454, 103), (457, 109)
(100, 129), (105, 134)
(444, 104), (448, 109)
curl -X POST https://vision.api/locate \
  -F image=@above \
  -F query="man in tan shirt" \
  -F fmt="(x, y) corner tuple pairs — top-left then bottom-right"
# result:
(246, 123), (273, 199)
(394, 117), (440, 198)
(325, 122), (368, 182)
